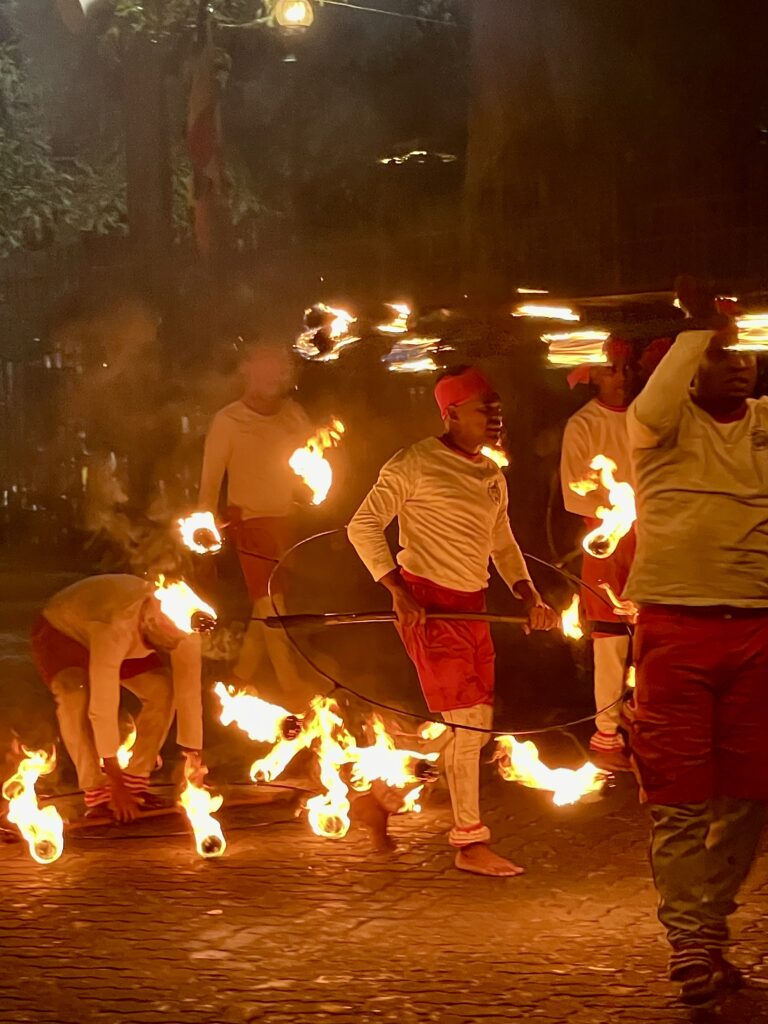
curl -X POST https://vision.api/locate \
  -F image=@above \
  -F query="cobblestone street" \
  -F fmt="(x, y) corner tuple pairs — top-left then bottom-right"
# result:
(3, 576), (768, 1023)
(3, 771), (768, 1024)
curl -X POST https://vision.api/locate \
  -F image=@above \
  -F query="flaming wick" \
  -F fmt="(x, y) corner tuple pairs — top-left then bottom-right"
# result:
(178, 761), (227, 859)
(289, 419), (345, 506)
(2, 748), (64, 865)
(571, 455), (636, 559)
(178, 512), (222, 556)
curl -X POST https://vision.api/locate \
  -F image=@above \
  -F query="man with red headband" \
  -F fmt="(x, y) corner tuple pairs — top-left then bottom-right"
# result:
(626, 326), (768, 1007)
(348, 365), (557, 877)
(560, 338), (635, 762)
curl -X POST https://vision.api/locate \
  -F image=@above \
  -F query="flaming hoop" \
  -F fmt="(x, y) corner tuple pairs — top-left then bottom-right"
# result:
(289, 419), (345, 506)
(178, 512), (222, 556)
(2, 748), (64, 864)
(570, 455), (636, 558)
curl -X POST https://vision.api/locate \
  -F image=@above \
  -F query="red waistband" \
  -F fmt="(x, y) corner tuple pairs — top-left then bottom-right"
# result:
(638, 604), (768, 621)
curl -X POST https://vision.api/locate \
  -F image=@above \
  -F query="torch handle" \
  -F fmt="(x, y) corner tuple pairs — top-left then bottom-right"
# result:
(262, 611), (528, 629)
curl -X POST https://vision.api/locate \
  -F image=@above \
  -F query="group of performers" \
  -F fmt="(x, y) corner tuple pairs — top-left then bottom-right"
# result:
(28, 300), (768, 1008)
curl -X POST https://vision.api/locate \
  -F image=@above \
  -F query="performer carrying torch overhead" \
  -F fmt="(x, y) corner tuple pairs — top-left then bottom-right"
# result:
(625, 325), (768, 1008)
(348, 365), (558, 877)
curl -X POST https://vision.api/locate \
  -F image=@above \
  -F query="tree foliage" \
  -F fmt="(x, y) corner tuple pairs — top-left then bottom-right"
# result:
(0, 33), (125, 257)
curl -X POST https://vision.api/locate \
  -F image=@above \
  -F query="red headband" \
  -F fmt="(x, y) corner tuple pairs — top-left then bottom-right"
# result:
(567, 338), (632, 389)
(434, 367), (493, 419)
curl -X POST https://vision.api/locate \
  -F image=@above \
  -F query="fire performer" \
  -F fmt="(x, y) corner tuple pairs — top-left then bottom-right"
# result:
(625, 327), (768, 1007)
(560, 339), (635, 761)
(347, 365), (558, 877)
(30, 574), (205, 822)
(198, 338), (318, 710)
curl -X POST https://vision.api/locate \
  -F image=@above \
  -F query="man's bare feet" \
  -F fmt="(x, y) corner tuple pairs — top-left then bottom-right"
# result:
(349, 791), (396, 852)
(454, 843), (524, 877)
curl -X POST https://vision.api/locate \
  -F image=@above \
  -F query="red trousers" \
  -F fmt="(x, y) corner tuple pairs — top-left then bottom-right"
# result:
(396, 571), (494, 713)
(630, 605), (768, 804)
(30, 616), (161, 689)
(226, 510), (296, 602)
(580, 523), (636, 629)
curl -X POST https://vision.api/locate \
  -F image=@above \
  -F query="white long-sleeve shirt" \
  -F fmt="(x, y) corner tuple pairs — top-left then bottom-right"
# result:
(198, 399), (312, 519)
(560, 399), (633, 517)
(43, 575), (203, 758)
(625, 330), (768, 606)
(347, 437), (531, 594)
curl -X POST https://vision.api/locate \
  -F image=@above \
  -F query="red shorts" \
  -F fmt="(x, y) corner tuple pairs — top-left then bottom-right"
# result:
(580, 523), (636, 631)
(396, 570), (494, 713)
(227, 510), (296, 602)
(630, 605), (768, 804)
(30, 615), (162, 689)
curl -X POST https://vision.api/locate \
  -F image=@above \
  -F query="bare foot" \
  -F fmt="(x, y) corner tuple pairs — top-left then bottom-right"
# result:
(454, 843), (524, 877)
(349, 792), (396, 853)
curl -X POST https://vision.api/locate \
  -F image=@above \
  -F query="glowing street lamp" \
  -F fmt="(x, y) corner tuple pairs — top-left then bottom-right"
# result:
(274, 0), (315, 28)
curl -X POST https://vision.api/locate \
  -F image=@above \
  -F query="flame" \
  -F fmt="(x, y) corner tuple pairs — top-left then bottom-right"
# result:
(598, 582), (638, 621)
(560, 594), (583, 640)
(495, 736), (605, 806)
(231, 696), (435, 839)
(153, 576), (217, 634)
(350, 716), (439, 793)
(294, 304), (360, 362)
(419, 721), (448, 741)
(177, 512), (222, 555)
(516, 287), (549, 295)
(116, 716), (136, 770)
(625, 665), (636, 689)
(377, 302), (410, 334)
(215, 682), (294, 745)
(514, 303), (580, 322)
(480, 445), (509, 468)
(383, 336), (443, 374)
(2, 748), (64, 864)
(289, 419), (345, 506)
(571, 455), (636, 559)
(178, 760), (226, 859)
(543, 329), (610, 367)
(304, 698), (356, 839)
(730, 313), (768, 351)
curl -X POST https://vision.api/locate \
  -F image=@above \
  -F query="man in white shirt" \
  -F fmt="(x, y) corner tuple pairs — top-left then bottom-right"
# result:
(560, 339), (635, 759)
(625, 327), (768, 1008)
(348, 365), (557, 877)
(198, 339), (317, 710)
(30, 574), (207, 821)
